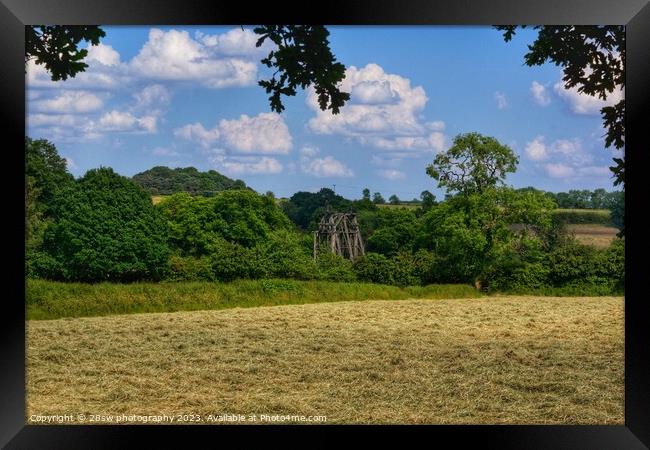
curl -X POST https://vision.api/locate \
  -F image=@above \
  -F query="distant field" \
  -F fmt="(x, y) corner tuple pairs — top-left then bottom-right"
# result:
(26, 296), (624, 424)
(567, 224), (619, 249)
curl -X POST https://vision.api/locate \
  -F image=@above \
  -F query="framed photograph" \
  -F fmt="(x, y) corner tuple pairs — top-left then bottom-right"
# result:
(2, 0), (648, 447)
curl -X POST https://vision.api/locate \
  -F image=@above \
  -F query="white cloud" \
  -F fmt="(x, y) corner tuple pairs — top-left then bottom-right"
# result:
(426, 121), (445, 131)
(195, 28), (273, 57)
(524, 136), (590, 165)
(377, 169), (406, 180)
(174, 123), (220, 147)
(210, 155), (283, 175)
(27, 113), (86, 128)
(494, 91), (508, 109)
(132, 84), (171, 115)
(85, 43), (121, 67)
(531, 81), (551, 106)
(130, 28), (258, 88)
(527, 135), (608, 180)
(300, 145), (320, 158)
(175, 112), (292, 155)
(97, 110), (157, 133)
(525, 136), (549, 161)
(31, 90), (104, 114)
(306, 63), (446, 158)
(218, 113), (292, 154)
(301, 156), (353, 178)
(553, 81), (624, 115)
(308, 63), (428, 137)
(367, 132), (446, 154)
(544, 163), (575, 179)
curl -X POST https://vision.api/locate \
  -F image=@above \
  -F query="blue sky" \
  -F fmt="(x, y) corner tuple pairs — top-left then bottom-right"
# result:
(26, 26), (624, 200)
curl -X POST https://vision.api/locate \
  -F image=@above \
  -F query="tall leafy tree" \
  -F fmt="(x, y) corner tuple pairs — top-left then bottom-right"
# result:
(25, 137), (75, 213)
(426, 132), (518, 196)
(496, 25), (625, 187)
(38, 168), (170, 281)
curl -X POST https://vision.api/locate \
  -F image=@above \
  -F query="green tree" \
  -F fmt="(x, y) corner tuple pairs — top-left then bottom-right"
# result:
(362, 188), (371, 201)
(281, 188), (351, 230)
(389, 194), (400, 205)
(497, 26), (625, 186)
(132, 166), (247, 196)
(420, 190), (436, 211)
(37, 167), (170, 281)
(25, 137), (75, 212)
(426, 132), (518, 196)
(25, 26), (106, 81)
(159, 190), (294, 254)
(372, 192), (385, 205)
(365, 208), (419, 256)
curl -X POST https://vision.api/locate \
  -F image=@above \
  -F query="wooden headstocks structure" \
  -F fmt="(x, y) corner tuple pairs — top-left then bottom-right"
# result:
(313, 211), (365, 261)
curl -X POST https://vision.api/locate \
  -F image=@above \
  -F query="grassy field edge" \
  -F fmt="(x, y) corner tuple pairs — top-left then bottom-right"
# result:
(26, 279), (482, 320)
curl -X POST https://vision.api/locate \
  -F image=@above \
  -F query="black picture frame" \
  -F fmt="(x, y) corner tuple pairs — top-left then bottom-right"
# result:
(1, 0), (648, 447)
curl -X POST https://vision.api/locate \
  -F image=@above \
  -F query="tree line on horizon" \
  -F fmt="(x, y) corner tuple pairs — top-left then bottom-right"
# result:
(25, 134), (624, 295)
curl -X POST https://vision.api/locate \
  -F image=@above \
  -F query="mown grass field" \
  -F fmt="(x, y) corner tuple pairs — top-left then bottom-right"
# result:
(567, 224), (619, 249)
(26, 295), (623, 424)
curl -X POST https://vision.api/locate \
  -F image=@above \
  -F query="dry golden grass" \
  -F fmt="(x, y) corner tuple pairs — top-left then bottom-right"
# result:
(567, 224), (619, 248)
(26, 296), (623, 425)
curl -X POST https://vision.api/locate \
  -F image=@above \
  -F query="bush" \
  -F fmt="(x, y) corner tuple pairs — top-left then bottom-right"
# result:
(353, 253), (396, 284)
(253, 230), (318, 280)
(209, 240), (259, 281)
(167, 255), (214, 281)
(37, 168), (170, 282)
(316, 252), (357, 282)
(158, 190), (294, 254)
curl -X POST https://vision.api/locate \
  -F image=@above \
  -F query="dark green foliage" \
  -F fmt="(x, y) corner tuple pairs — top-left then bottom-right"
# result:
(544, 189), (622, 210)
(608, 191), (624, 234)
(159, 190), (293, 254)
(363, 208), (419, 256)
(25, 137), (75, 213)
(551, 209), (612, 226)
(35, 167), (170, 282)
(419, 190), (437, 212)
(353, 253), (396, 285)
(254, 25), (350, 114)
(372, 192), (386, 204)
(315, 252), (356, 282)
(25, 26), (106, 81)
(132, 166), (247, 196)
(281, 188), (351, 230)
(426, 132), (518, 195)
(167, 255), (214, 281)
(353, 251), (434, 287)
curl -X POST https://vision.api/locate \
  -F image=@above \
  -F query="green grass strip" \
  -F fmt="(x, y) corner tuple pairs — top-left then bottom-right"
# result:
(26, 279), (482, 320)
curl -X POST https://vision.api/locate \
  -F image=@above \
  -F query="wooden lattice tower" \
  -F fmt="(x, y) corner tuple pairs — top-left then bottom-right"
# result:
(313, 211), (365, 260)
